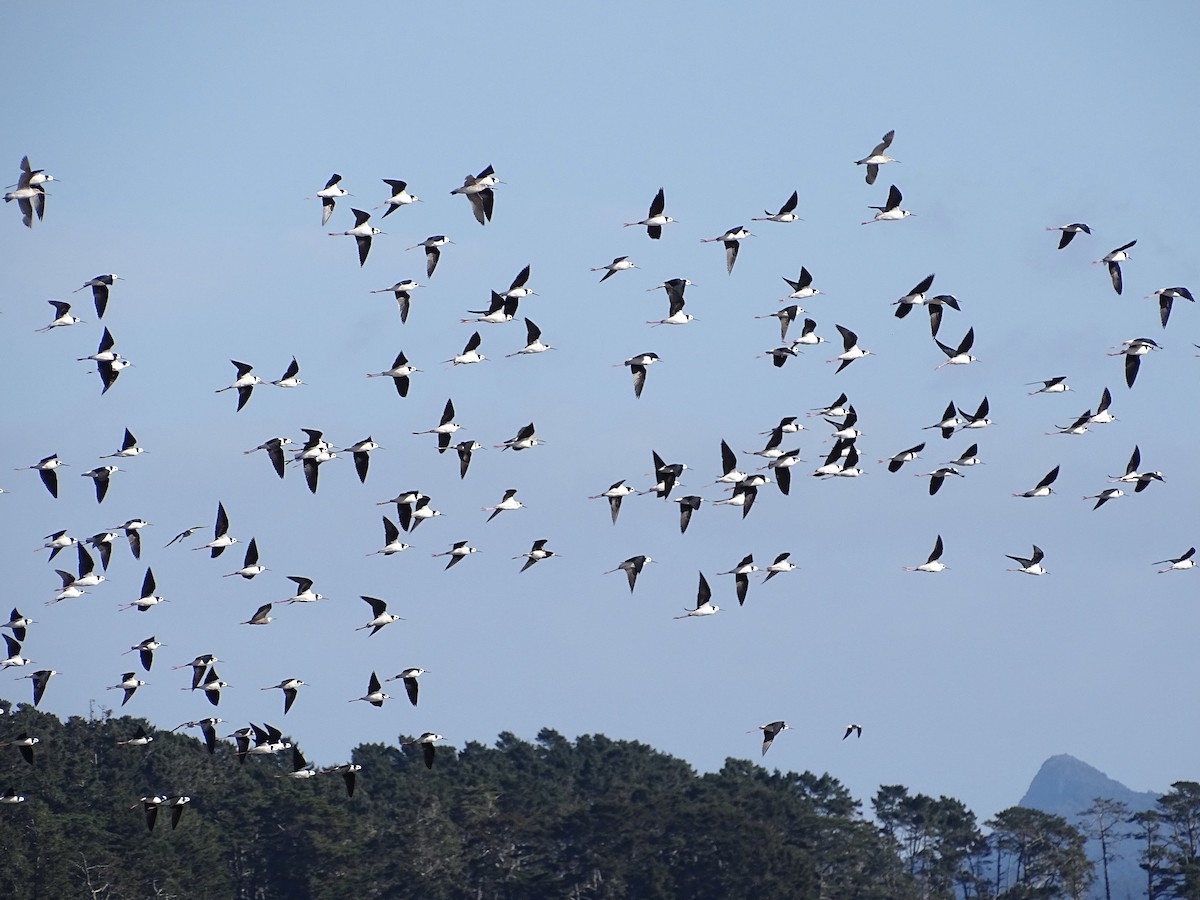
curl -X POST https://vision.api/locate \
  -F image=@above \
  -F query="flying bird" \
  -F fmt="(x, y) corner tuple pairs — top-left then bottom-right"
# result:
(753, 190), (801, 223)
(855, 129), (896, 184)
(675, 571), (720, 619)
(451, 164), (500, 225)
(166, 524), (206, 548)
(862, 184), (911, 224)
(357, 595), (404, 635)
(1107, 445), (1164, 493)
(507, 318), (553, 356)
(433, 540), (478, 570)
(414, 398), (461, 453)
(591, 256), (637, 282)
(1088, 388), (1116, 425)
(407, 235), (452, 277)
(342, 437), (382, 483)
(81, 466), (119, 503)
(625, 187), (674, 239)
(1006, 545), (1049, 576)
(700, 226), (752, 274)
(589, 480), (636, 525)
(398, 495), (443, 531)
(279, 746), (318, 779)
(172, 654), (217, 690)
(216, 361), (264, 412)
(37, 529), (76, 561)
(122, 635), (162, 672)
(915, 466), (964, 496)
(482, 488), (524, 522)
(513, 539), (556, 572)
(2, 733), (39, 765)
(370, 279), (421, 323)
(646, 287), (695, 326)
(107, 672), (148, 706)
(622, 352), (661, 398)
(1109, 337), (1159, 388)
(462, 291), (519, 325)
(23, 454), (65, 498)
(447, 331), (486, 365)
(959, 397), (992, 429)
(933, 327), (977, 370)
(904, 535), (946, 573)
(351, 672), (390, 707)
(924, 294), (961, 337)
(312, 173), (347, 226)
(5, 156), (49, 226)
(755, 305), (803, 342)
(36, 300), (83, 333)
(923, 401), (958, 439)
(385, 668), (427, 706)
(2, 635), (33, 669)
(379, 178), (419, 216)
(74, 274), (123, 318)
(21, 669), (56, 706)
(327, 763), (363, 796)
(261, 678), (305, 715)
(369, 350), (420, 397)
(195, 502), (237, 557)
(495, 423), (540, 452)
(1083, 488), (1124, 510)
(752, 722), (792, 756)
(673, 495), (703, 534)
(78, 326), (120, 366)
(403, 732), (445, 769)
(605, 555), (652, 593)
(716, 554), (757, 606)
(271, 356), (303, 388)
(329, 208), (382, 266)
(843, 725), (863, 740)
(224, 537), (267, 579)
(713, 479), (760, 516)
(892, 274), (935, 320)
(115, 518), (148, 558)
(1046, 222), (1091, 250)
(1154, 547), (1196, 574)
(115, 725), (154, 747)
(1149, 286), (1194, 328)
(279, 575), (325, 604)
(647, 450), (688, 499)
(881, 443), (925, 473)
(1027, 376), (1071, 396)
(1013, 465), (1060, 498)
(368, 517), (410, 557)
(1047, 410), (1092, 436)
(1095, 240), (1136, 294)
(241, 603), (274, 626)
(3, 609), (33, 643)
(762, 553), (797, 582)
(96, 356), (131, 395)
(171, 718), (223, 755)
(828, 325), (872, 373)
(100, 427), (145, 461)
(779, 266), (822, 302)
(120, 567), (165, 612)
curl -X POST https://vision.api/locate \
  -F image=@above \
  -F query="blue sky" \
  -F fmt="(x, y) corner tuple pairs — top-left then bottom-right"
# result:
(3, 2), (1198, 820)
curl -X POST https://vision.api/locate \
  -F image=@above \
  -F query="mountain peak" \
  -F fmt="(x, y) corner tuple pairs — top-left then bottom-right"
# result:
(1019, 755), (1157, 815)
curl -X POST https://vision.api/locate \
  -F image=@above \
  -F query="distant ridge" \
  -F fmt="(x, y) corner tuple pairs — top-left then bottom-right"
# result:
(1019, 753), (1158, 815)
(1018, 755), (1158, 900)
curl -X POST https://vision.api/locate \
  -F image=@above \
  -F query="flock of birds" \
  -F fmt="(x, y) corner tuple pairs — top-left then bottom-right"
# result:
(2, 130), (1195, 821)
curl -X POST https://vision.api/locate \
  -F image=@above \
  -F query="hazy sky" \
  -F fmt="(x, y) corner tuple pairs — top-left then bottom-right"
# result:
(3, 2), (1198, 821)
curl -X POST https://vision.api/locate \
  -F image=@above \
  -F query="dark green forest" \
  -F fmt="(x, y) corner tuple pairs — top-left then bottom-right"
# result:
(2, 702), (1199, 899)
